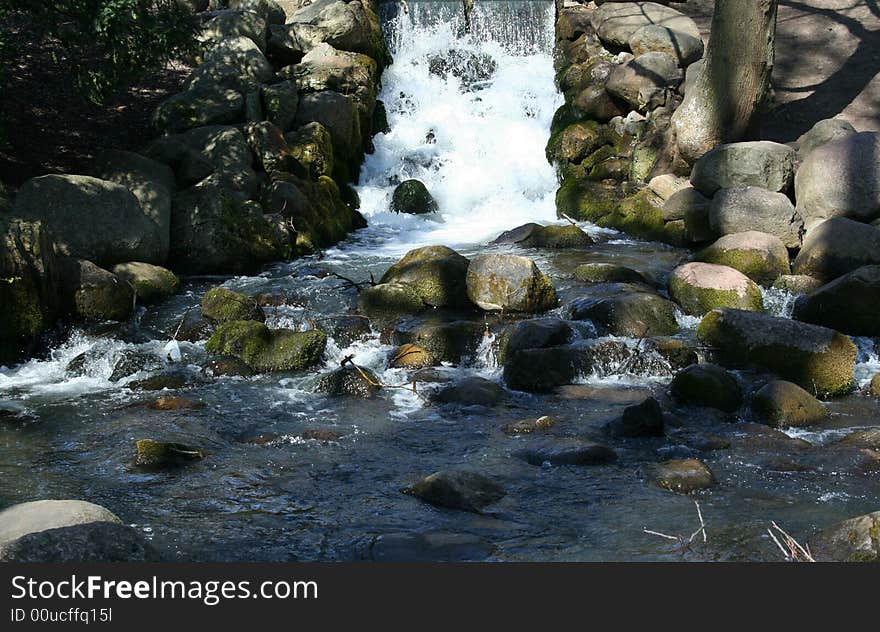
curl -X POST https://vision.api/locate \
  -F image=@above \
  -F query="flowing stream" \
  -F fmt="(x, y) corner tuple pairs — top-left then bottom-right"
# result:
(1, 1), (879, 561)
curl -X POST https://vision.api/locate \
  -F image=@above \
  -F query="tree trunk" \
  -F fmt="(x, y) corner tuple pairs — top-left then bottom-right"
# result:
(671, 0), (778, 164)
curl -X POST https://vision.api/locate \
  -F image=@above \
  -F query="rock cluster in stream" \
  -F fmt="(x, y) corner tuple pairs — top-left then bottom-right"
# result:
(0, 0), (388, 364)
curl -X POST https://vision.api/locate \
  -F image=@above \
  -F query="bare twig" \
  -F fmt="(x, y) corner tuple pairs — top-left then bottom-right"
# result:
(560, 212), (579, 226)
(644, 500), (708, 555)
(341, 355), (430, 403)
(768, 522), (815, 562)
(328, 271), (375, 291)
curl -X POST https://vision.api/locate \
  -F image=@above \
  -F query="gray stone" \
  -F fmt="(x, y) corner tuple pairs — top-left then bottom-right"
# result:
(605, 52), (683, 112)
(432, 377), (507, 407)
(690, 141), (796, 196)
(663, 186), (709, 221)
(515, 439), (617, 467)
(796, 118), (857, 157)
(405, 470), (505, 513)
(590, 2), (700, 48)
(708, 186), (803, 248)
(199, 9), (268, 52)
(813, 511), (880, 562)
(792, 217), (880, 282)
(670, 363), (742, 412)
(466, 254), (557, 313)
(751, 380), (826, 428)
(152, 85), (244, 134)
(628, 24), (703, 66)
(569, 290), (680, 337)
(792, 265), (880, 336)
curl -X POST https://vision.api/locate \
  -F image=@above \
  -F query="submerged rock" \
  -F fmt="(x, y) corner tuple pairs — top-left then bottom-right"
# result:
(515, 439), (617, 467)
(573, 263), (650, 285)
(502, 415), (555, 436)
(135, 439), (205, 468)
(669, 262), (763, 315)
(650, 458), (716, 493)
(670, 363), (742, 412)
(206, 321), (327, 373)
(432, 377), (507, 407)
(367, 531), (494, 562)
(492, 223), (593, 249)
(606, 397), (665, 438)
(201, 287), (265, 323)
(466, 254), (557, 313)
(405, 470), (505, 513)
(569, 290), (680, 337)
(751, 380), (826, 428)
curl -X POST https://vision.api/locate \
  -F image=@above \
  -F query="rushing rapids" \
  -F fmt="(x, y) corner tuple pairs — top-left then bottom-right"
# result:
(1, 2), (880, 562)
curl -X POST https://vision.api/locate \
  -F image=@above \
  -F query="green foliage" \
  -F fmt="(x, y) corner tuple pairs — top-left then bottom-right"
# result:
(2, 1), (199, 104)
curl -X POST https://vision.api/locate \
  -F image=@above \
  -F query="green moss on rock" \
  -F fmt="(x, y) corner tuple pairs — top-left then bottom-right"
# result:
(201, 287), (264, 323)
(206, 320), (327, 373)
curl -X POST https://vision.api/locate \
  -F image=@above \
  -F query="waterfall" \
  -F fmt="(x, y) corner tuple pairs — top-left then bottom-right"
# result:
(348, 0), (562, 256)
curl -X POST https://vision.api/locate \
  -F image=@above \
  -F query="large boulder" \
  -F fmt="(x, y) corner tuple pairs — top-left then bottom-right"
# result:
(380, 246), (471, 309)
(792, 265), (880, 336)
(12, 175), (164, 267)
(110, 262), (179, 305)
(261, 80), (300, 132)
(203, 34), (275, 83)
(92, 150), (175, 263)
(405, 470), (505, 513)
(316, 365), (381, 398)
(199, 9), (268, 52)
(813, 511), (880, 562)
(152, 85), (245, 134)
(708, 187), (803, 249)
(358, 281), (425, 323)
(669, 262), (763, 315)
(796, 118), (857, 157)
(286, 122), (334, 179)
(628, 24), (703, 66)
(751, 380), (826, 428)
(201, 286), (265, 323)
(573, 263), (649, 285)
(496, 318), (573, 365)
(590, 2), (701, 49)
(58, 258), (133, 322)
(283, 42), (377, 114)
(795, 132), (880, 228)
(569, 290), (680, 337)
(391, 319), (485, 365)
(206, 320), (327, 372)
(242, 120), (304, 175)
(605, 52), (683, 112)
(690, 142), (796, 196)
(391, 180), (438, 215)
(226, 0), (287, 25)
(696, 231), (791, 286)
(294, 91), (362, 181)
(466, 254), (557, 313)
(0, 500), (158, 562)
(696, 308), (857, 397)
(670, 363), (742, 412)
(492, 223), (593, 249)
(432, 377), (508, 407)
(792, 217), (880, 282)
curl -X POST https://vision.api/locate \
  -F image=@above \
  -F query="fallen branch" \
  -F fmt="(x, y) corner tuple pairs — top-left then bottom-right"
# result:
(767, 522), (815, 562)
(644, 500), (708, 554)
(341, 355), (430, 403)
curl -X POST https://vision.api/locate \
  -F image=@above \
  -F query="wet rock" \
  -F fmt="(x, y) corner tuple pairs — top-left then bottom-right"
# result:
(432, 377), (507, 407)
(492, 223), (593, 249)
(389, 344), (433, 369)
(316, 365), (381, 398)
(792, 265), (880, 336)
(690, 142), (796, 196)
(590, 2), (701, 49)
(502, 415), (555, 436)
(751, 380), (826, 428)
(206, 321), (327, 372)
(128, 374), (189, 391)
(772, 275), (822, 295)
(605, 52), (683, 112)
(503, 345), (580, 393)
(872, 375), (880, 398)
(496, 318), (573, 366)
(795, 132), (880, 228)
(242, 120), (304, 175)
(135, 439), (205, 468)
(109, 351), (161, 382)
(792, 217), (880, 282)
(294, 91), (362, 180)
(146, 397), (206, 411)
(670, 363), (742, 412)
(696, 231), (790, 286)
(320, 314), (371, 347)
(813, 511), (880, 562)
(392, 319), (484, 365)
(730, 422), (813, 452)
(203, 356), (255, 377)
(405, 470), (505, 513)
(380, 245), (470, 308)
(367, 531), (494, 562)
(650, 458), (716, 493)
(796, 118), (857, 157)
(708, 187), (803, 249)
(573, 263), (649, 285)
(569, 290), (680, 337)
(696, 308), (857, 397)
(516, 439), (617, 467)
(669, 262), (763, 315)
(201, 287), (265, 324)
(302, 427), (345, 441)
(832, 428), (880, 449)
(358, 282), (426, 323)
(466, 254), (557, 313)
(0, 500), (158, 562)
(651, 336), (700, 369)
(629, 25), (703, 67)
(58, 258), (133, 322)
(111, 262), (179, 305)
(606, 396), (664, 438)
(428, 50), (496, 88)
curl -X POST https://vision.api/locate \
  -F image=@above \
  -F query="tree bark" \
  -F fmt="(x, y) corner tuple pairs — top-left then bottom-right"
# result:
(671, 0), (779, 164)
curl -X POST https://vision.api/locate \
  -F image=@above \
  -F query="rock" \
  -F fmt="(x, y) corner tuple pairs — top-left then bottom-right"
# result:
(547, 119), (610, 165)
(0, 500), (157, 562)
(502, 415), (555, 436)
(503, 346), (581, 393)
(172, 124), (259, 196)
(260, 80), (299, 132)
(696, 231), (790, 286)
(389, 343), (433, 369)
(294, 91), (362, 180)
(833, 427), (880, 448)
(432, 377), (507, 407)
(367, 532), (494, 562)
(696, 308), (857, 397)
(751, 380), (826, 428)
(405, 470), (505, 513)
(170, 180), (281, 275)
(795, 132), (880, 227)
(128, 374), (189, 391)
(606, 396), (664, 437)
(813, 511), (880, 562)
(605, 52), (682, 112)
(111, 262), (179, 305)
(650, 458), (716, 493)
(628, 25), (703, 66)
(872, 374), (880, 397)
(497, 318), (573, 366)
(135, 439), (205, 468)
(146, 396), (206, 411)
(662, 186), (709, 221)
(492, 223), (593, 249)
(206, 321), (327, 372)
(707, 186), (802, 249)
(796, 118), (857, 157)
(516, 439), (618, 467)
(391, 319), (485, 365)
(590, 2), (701, 49)
(568, 83), (627, 123)
(556, 179), (626, 224)
(573, 263), (649, 285)
(201, 287), (265, 323)
(669, 262), (763, 315)
(57, 258), (132, 322)
(648, 174), (690, 201)
(242, 120), (304, 175)
(652, 336), (700, 369)
(302, 427), (345, 441)
(286, 122), (334, 179)
(792, 265), (880, 336)
(390, 180), (438, 215)
(203, 356), (255, 377)
(792, 217), (880, 282)
(427, 49), (497, 89)
(316, 365), (381, 398)
(379, 246), (471, 309)
(227, 0), (286, 25)
(690, 142), (796, 196)
(12, 174), (164, 267)
(670, 363), (742, 412)
(0, 219), (60, 364)
(199, 9), (268, 52)
(466, 254), (557, 313)
(358, 282), (425, 323)
(152, 84), (245, 134)
(772, 274), (822, 294)
(203, 33), (275, 84)
(569, 290), (680, 337)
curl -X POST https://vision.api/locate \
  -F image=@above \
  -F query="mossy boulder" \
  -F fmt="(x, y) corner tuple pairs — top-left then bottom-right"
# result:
(597, 188), (669, 243)
(135, 439), (204, 468)
(358, 281), (426, 323)
(555, 179), (625, 223)
(432, 377), (508, 407)
(751, 380), (826, 428)
(606, 396), (664, 438)
(696, 231), (791, 286)
(380, 245), (471, 308)
(546, 120), (607, 165)
(466, 254), (557, 313)
(58, 258), (133, 322)
(392, 320), (485, 365)
(670, 363), (742, 412)
(206, 320), (327, 373)
(871, 374), (880, 397)
(152, 85), (245, 134)
(696, 308), (857, 397)
(573, 263), (649, 285)
(285, 121), (334, 179)
(389, 344), (434, 369)
(792, 265), (880, 336)
(669, 262), (763, 316)
(391, 180), (438, 215)
(111, 262), (179, 305)
(260, 80), (299, 132)
(813, 511), (880, 562)
(772, 274), (822, 295)
(569, 290), (680, 337)
(492, 223), (593, 249)
(201, 287), (265, 323)
(650, 459), (717, 494)
(316, 365), (381, 398)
